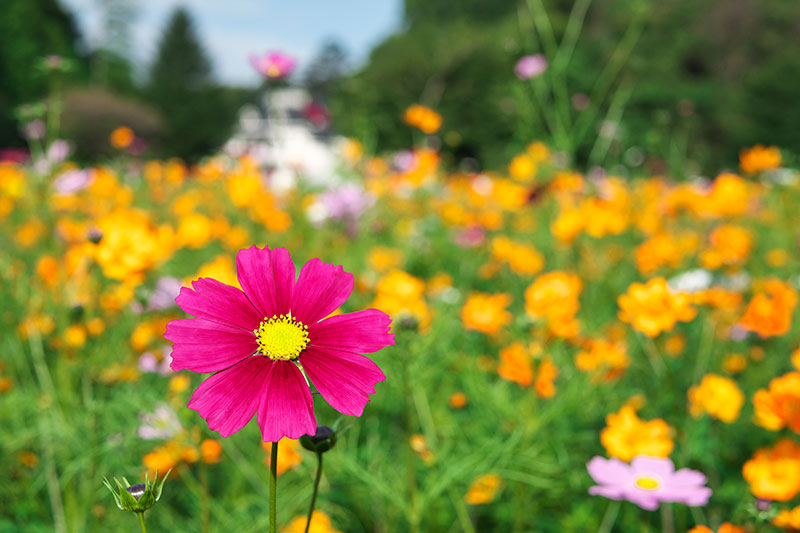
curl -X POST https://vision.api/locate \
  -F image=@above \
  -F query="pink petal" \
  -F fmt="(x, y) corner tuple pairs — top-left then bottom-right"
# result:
(187, 356), (272, 437)
(301, 346), (386, 416)
(176, 278), (262, 330)
(631, 456), (675, 478)
(166, 318), (257, 372)
(257, 361), (316, 441)
(589, 485), (625, 500)
(309, 309), (395, 353)
(623, 489), (660, 511)
(236, 246), (295, 319)
(292, 258), (353, 324)
(587, 457), (633, 486)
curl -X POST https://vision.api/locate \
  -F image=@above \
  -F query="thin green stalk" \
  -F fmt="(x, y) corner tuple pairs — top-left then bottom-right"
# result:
(639, 334), (666, 378)
(200, 462), (210, 533)
(660, 503), (674, 533)
(304, 452), (324, 533)
(401, 336), (420, 533)
(137, 512), (147, 533)
(597, 500), (621, 533)
(270, 441), (279, 533)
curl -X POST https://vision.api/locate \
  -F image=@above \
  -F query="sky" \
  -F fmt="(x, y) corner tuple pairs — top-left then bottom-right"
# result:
(60, 0), (404, 85)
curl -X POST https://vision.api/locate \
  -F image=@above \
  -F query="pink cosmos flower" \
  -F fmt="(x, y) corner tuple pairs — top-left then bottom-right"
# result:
(250, 51), (296, 80)
(587, 456), (711, 510)
(515, 54), (548, 80)
(165, 246), (394, 442)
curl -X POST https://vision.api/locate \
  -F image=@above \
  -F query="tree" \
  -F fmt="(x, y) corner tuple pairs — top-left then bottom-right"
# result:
(146, 7), (241, 161)
(304, 40), (349, 102)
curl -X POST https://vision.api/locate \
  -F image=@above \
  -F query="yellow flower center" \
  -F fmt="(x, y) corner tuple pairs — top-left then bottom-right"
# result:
(634, 476), (660, 490)
(254, 314), (309, 361)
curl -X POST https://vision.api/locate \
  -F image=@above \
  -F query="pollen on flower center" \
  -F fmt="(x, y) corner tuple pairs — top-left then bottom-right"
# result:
(254, 314), (309, 361)
(634, 476), (660, 490)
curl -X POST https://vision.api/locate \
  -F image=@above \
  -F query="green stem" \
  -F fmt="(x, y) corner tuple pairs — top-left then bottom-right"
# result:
(137, 512), (147, 533)
(597, 500), (621, 533)
(200, 462), (210, 533)
(401, 337), (420, 533)
(660, 503), (674, 533)
(639, 334), (666, 377)
(304, 452), (324, 533)
(270, 441), (278, 533)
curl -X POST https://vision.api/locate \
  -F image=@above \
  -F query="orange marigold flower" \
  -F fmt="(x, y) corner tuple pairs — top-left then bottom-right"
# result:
(575, 339), (630, 381)
(464, 473), (502, 505)
(525, 271), (582, 338)
(282, 510), (343, 533)
(704, 225), (753, 267)
(740, 144), (781, 174)
(263, 437), (302, 476)
(449, 392), (468, 409)
(534, 357), (558, 398)
(634, 233), (682, 275)
(774, 505), (800, 531)
(200, 439), (223, 464)
(740, 279), (797, 338)
(754, 372), (800, 433)
(461, 292), (512, 336)
(372, 270), (431, 329)
(490, 236), (544, 276)
(601, 405), (674, 462)
(508, 153), (537, 182)
(403, 104), (442, 135)
(742, 438), (800, 501)
(687, 374), (744, 423)
(689, 524), (745, 533)
(498, 342), (533, 386)
(617, 278), (696, 337)
(110, 126), (135, 149)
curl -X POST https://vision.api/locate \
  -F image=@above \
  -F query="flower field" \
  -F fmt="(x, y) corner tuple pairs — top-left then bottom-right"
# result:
(4, 133), (800, 532)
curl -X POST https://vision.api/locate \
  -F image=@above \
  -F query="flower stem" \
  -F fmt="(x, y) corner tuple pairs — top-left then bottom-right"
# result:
(597, 500), (620, 533)
(270, 441), (278, 533)
(137, 512), (147, 533)
(304, 452), (324, 533)
(200, 462), (210, 533)
(660, 503), (674, 533)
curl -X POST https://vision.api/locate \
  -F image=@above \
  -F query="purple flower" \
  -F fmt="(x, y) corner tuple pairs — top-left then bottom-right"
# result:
(138, 349), (173, 376)
(24, 119), (46, 141)
(321, 183), (375, 222)
(138, 403), (181, 440)
(52, 169), (94, 195)
(587, 456), (711, 511)
(250, 51), (296, 80)
(515, 54), (548, 80)
(146, 277), (183, 312)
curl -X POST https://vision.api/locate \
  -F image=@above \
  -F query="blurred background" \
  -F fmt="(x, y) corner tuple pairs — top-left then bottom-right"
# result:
(3, 0), (799, 174)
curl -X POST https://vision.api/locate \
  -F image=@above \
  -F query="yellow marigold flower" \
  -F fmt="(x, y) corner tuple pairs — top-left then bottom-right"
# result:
(664, 333), (685, 357)
(15, 220), (46, 248)
(143, 440), (197, 476)
(707, 173), (751, 218)
(705, 225), (753, 267)
(342, 138), (363, 162)
(754, 372), (800, 433)
(263, 438), (302, 476)
(200, 439), (223, 464)
(740, 279), (797, 338)
(617, 278), (696, 337)
(575, 339), (630, 381)
(63, 324), (88, 349)
(634, 233), (682, 275)
(508, 153), (536, 182)
(461, 292), (512, 336)
(743, 439), (800, 501)
(767, 248), (789, 268)
(403, 104), (442, 134)
(367, 246), (404, 273)
(410, 434), (435, 464)
(527, 141), (550, 163)
(687, 374), (744, 423)
(774, 505), (800, 530)
(168, 374), (191, 395)
(109, 126), (134, 149)
(176, 212), (213, 249)
(372, 270), (430, 329)
(282, 510), (342, 533)
(188, 254), (240, 289)
(464, 473), (502, 505)
(17, 314), (56, 339)
(600, 405), (674, 462)
(740, 144), (781, 174)
(689, 524), (745, 533)
(36, 255), (60, 288)
(551, 208), (584, 243)
(525, 271), (582, 338)
(498, 342), (534, 386)
(722, 353), (747, 374)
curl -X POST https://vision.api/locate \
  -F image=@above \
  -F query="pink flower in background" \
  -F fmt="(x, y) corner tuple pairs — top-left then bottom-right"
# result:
(146, 277), (183, 311)
(515, 54), (548, 80)
(250, 51), (296, 80)
(165, 246), (394, 442)
(587, 456), (712, 510)
(52, 168), (93, 195)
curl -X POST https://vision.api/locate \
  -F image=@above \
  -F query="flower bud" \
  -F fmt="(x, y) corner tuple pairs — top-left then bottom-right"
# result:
(103, 470), (170, 514)
(300, 425), (337, 453)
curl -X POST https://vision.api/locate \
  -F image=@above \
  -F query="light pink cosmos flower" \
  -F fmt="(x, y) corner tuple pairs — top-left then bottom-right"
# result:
(249, 51), (296, 80)
(165, 246), (394, 442)
(515, 54), (548, 80)
(587, 456), (711, 511)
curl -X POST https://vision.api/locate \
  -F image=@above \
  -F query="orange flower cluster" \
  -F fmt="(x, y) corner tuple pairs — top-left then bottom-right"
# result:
(489, 236), (544, 276)
(464, 473), (502, 505)
(774, 505), (800, 531)
(461, 292), (512, 336)
(743, 439), (800, 501)
(403, 104), (442, 135)
(575, 339), (630, 382)
(282, 511), (343, 533)
(618, 277), (696, 337)
(740, 279), (797, 338)
(687, 374), (744, 423)
(524, 271), (582, 338)
(740, 144), (781, 174)
(372, 270), (431, 330)
(701, 225), (753, 269)
(754, 372), (800, 433)
(497, 342), (558, 398)
(689, 524), (745, 533)
(601, 405), (674, 461)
